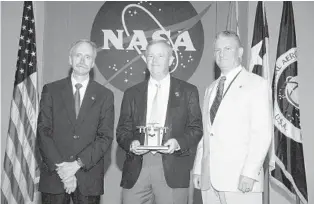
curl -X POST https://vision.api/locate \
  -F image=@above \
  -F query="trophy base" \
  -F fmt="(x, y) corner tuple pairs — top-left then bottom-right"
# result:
(137, 145), (169, 150)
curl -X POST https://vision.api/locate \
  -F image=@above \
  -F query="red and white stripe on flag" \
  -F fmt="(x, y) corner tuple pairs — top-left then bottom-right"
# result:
(1, 1), (40, 204)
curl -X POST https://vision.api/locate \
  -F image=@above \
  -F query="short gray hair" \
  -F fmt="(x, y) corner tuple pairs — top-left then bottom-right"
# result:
(145, 39), (173, 56)
(215, 30), (242, 47)
(69, 39), (97, 59)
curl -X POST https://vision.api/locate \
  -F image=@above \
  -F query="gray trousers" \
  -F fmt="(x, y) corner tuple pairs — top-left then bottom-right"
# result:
(122, 153), (188, 204)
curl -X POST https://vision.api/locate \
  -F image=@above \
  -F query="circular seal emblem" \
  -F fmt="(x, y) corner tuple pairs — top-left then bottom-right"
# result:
(273, 47), (301, 142)
(91, 1), (207, 92)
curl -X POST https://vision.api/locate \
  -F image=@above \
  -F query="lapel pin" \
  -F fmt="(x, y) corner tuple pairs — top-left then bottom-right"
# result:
(91, 96), (95, 100)
(175, 92), (180, 97)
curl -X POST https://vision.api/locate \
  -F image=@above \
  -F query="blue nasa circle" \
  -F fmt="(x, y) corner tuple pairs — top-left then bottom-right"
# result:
(91, 1), (205, 92)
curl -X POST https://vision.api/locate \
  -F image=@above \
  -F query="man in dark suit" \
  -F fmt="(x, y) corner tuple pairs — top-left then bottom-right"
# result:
(116, 39), (203, 204)
(37, 39), (114, 204)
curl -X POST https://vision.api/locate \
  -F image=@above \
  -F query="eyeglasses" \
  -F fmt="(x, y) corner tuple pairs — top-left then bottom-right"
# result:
(214, 47), (235, 56)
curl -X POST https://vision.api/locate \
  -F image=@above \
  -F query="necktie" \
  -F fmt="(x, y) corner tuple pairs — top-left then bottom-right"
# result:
(148, 83), (161, 150)
(149, 83), (161, 124)
(74, 83), (83, 118)
(209, 76), (226, 124)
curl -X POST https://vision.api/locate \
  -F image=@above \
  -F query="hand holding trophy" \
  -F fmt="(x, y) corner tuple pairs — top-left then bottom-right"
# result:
(130, 140), (149, 155)
(157, 138), (180, 154)
(136, 123), (169, 152)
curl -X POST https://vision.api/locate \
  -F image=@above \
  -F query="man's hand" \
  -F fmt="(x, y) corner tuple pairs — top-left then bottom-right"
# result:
(193, 174), (201, 189)
(56, 161), (80, 182)
(63, 175), (77, 194)
(238, 175), (255, 193)
(130, 140), (149, 155)
(158, 138), (180, 154)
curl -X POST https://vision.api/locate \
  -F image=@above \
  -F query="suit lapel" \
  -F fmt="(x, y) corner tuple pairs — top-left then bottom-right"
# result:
(135, 81), (148, 145)
(137, 81), (148, 126)
(203, 82), (216, 132)
(61, 78), (76, 126)
(222, 69), (246, 100)
(76, 81), (96, 126)
(163, 77), (180, 143)
(212, 69), (246, 127)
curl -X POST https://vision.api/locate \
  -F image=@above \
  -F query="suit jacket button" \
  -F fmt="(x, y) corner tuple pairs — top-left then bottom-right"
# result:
(73, 135), (79, 139)
(210, 133), (214, 137)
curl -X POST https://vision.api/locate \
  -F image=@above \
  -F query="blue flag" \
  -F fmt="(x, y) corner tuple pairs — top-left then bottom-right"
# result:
(271, 2), (308, 204)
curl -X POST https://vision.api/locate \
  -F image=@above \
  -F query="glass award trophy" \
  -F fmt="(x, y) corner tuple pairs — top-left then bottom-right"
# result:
(136, 123), (169, 150)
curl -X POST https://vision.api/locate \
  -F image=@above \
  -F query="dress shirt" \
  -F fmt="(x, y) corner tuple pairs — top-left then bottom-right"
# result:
(209, 65), (243, 109)
(146, 74), (170, 144)
(146, 74), (170, 127)
(71, 74), (89, 106)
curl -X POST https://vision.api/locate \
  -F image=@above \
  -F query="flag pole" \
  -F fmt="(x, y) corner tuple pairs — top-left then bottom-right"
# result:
(263, 154), (270, 204)
(235, 1), (240, 37)
(296, 194), (301, 204)
(226, 1), (232, 30)
(262, 2), (270, 203)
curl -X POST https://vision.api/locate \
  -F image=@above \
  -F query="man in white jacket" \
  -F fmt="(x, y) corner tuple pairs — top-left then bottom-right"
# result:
(193, 30), (272, 204)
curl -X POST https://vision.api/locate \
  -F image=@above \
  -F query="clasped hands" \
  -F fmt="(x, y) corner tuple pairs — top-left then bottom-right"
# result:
(193, 174), (255, 193)
(55, 161), (81, 194)
(130, 139), (180, 155)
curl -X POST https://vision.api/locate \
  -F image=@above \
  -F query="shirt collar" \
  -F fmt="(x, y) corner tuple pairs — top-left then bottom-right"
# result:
(149, 74), (170, 88)
(220, 65), (243, 81)
(71, 73), (89, 89)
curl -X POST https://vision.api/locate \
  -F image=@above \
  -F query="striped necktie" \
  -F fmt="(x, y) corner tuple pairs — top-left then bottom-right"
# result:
(210, 76), (226, 124)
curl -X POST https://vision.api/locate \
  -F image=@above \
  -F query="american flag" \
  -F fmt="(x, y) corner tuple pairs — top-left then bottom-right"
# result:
(1, 1), (40, 204)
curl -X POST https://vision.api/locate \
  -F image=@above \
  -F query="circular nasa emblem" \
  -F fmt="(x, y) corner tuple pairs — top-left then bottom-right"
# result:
(91, 1), (206, 92)
(273, 48), (301, 142)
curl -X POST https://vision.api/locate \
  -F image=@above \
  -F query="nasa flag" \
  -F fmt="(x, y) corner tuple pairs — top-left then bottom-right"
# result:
(271, 2), (308, 204)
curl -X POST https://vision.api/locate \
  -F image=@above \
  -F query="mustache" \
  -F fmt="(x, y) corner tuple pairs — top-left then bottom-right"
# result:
(77, 64), (87, 68)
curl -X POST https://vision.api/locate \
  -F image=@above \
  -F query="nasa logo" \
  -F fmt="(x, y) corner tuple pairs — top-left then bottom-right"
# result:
(91, 1), (208, 92)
